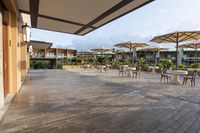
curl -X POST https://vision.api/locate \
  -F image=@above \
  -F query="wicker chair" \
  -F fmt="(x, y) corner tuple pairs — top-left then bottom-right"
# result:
(119, 65), (124, 76)
(104, 65), (111, 72)
(160, 68), (171, 83)
(119, 65), (128, 76)
(182, 70), (197, 87)
(132, 67), (141, 78)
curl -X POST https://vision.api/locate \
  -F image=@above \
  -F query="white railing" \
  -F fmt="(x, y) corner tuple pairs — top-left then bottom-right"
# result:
(184, 57), (200, 60)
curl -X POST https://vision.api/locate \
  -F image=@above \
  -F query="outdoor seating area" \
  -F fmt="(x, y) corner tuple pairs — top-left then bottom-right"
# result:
(2, 0), (200, 132)
(76, 31), (200, 88)
(82, 63), (199, 87)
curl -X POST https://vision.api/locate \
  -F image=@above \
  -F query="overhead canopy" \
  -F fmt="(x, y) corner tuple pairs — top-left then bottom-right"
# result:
(28, 40), (52, 49)
(17, 0), (154, 35)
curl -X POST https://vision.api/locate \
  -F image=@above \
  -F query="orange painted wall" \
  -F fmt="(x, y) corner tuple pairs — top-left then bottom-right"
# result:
(1, 0), (30, 107)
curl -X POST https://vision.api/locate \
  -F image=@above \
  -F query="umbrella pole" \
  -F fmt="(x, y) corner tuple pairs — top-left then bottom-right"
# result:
(155, 51), (157, 64)
(133, 48), (136, 64)
(176, 33), (179, 70)
(195, 45), (197, 63)
(129, 47), (132, 64)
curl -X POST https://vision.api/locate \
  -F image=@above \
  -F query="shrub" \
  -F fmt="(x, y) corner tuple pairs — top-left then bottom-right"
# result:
(160, 59), (173, 69)
(130, 64), (136, 67)
(136, 57), (145, 67)
(33, 61), (48, 69)
(142, 63), (149, 70)
(96, 62), (101, 66)
(178, 64), (185, 70)
(189, 63), (200, 68)
(155, 63), (163, 68)
(83, 62), (92, 65)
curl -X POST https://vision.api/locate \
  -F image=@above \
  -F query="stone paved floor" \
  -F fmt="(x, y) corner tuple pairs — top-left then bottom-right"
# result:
(1, 69), (200, 133)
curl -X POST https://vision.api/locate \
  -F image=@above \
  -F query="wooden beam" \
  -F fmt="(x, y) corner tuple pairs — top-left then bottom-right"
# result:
(29, 0), (39, 27)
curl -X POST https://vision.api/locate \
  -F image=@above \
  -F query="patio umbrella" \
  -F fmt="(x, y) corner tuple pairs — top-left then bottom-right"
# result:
(138, 46), (168, 63)
(91, 47), (112, 57)
(139, 47), (168, 52)
(114, 41), (148, 63)
(150, 31), (200, 70)
(82, 50), (95, 60)
(82, 50), (95, 54)
(178, 40), (200, 63)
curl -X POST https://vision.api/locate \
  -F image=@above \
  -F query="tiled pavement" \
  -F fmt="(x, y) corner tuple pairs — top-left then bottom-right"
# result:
(1, 69), (200, 133)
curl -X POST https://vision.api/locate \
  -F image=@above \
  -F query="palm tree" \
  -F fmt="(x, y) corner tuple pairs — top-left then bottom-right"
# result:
(136, 57), (145, 67)
(92, 55), (97, 65)
(79, 55), (85, 66)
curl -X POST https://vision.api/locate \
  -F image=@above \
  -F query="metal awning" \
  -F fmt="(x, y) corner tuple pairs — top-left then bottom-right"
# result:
(17, 0), (154, 35)
(28, 40), (52, 49)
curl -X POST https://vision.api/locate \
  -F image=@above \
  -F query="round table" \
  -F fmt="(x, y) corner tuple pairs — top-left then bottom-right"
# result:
(126, 67), (136, 77)
(97, 66), (106, 72)
(166, 70), (188, 85)
(187, 68), (200, 71)
(149, 66), (159, 73)
(84, 65), (92, 70)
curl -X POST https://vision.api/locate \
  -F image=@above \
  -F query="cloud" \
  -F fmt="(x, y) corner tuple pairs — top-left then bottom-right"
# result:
(160, 9), (166, 13)
(71, 31), (153, 51)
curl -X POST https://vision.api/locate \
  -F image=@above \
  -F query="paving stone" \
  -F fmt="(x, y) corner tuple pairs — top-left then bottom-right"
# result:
(0, 69), (200, 133)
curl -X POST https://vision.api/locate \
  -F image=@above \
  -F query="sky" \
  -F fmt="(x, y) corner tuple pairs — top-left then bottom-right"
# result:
(30, 0), (200, 51)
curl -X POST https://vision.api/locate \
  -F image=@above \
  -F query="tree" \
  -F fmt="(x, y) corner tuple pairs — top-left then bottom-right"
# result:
(136, 57), (145, 67)
(61, 56), (68, 65)
(91, 55), (97, 65)
(160, 59), (173, 69)
(79, 55), (85, 66)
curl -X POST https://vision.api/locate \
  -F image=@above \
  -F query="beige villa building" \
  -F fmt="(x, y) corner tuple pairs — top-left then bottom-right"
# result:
(0, 0), (30, 108)
(30, 40), (77, 69)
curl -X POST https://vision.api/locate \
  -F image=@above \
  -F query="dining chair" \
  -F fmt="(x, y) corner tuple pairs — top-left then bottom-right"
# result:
(119, 65), (124, 76)
(182, 70), (197, 87)
(105, 65), (111, 72)
(160, 68), (171, 83)
(132, 67), (141, 78)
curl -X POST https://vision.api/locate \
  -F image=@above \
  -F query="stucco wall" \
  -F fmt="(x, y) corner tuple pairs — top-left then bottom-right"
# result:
(0, 4), (4, 108)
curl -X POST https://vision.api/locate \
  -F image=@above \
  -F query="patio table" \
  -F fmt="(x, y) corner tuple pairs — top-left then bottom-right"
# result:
(105, 65), (112, 72)
(84, 65), (92, 70)
(187, 68), (200, 71)
(126, 67), (136, 77)
(166, 70), (188, 85)
(149, 66), (159, 73)
(97, 66), (106, 72)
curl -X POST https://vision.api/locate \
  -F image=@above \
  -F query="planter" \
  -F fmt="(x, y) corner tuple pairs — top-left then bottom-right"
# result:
(62, 65), (81, 70)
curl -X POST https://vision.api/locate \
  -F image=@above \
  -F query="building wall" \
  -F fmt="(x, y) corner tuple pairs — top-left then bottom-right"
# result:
(0, 2), (4, 108)
(0, 0), (29, 108)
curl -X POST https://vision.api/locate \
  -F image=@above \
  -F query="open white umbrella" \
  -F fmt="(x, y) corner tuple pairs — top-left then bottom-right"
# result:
(114, 41), (148, 63)
(81, 50), (95, 60)
(138, 46), (168, 63)
(91, 47), (112, 57)
(178, 40), (200, 63)
(151, 31), (200, 70)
